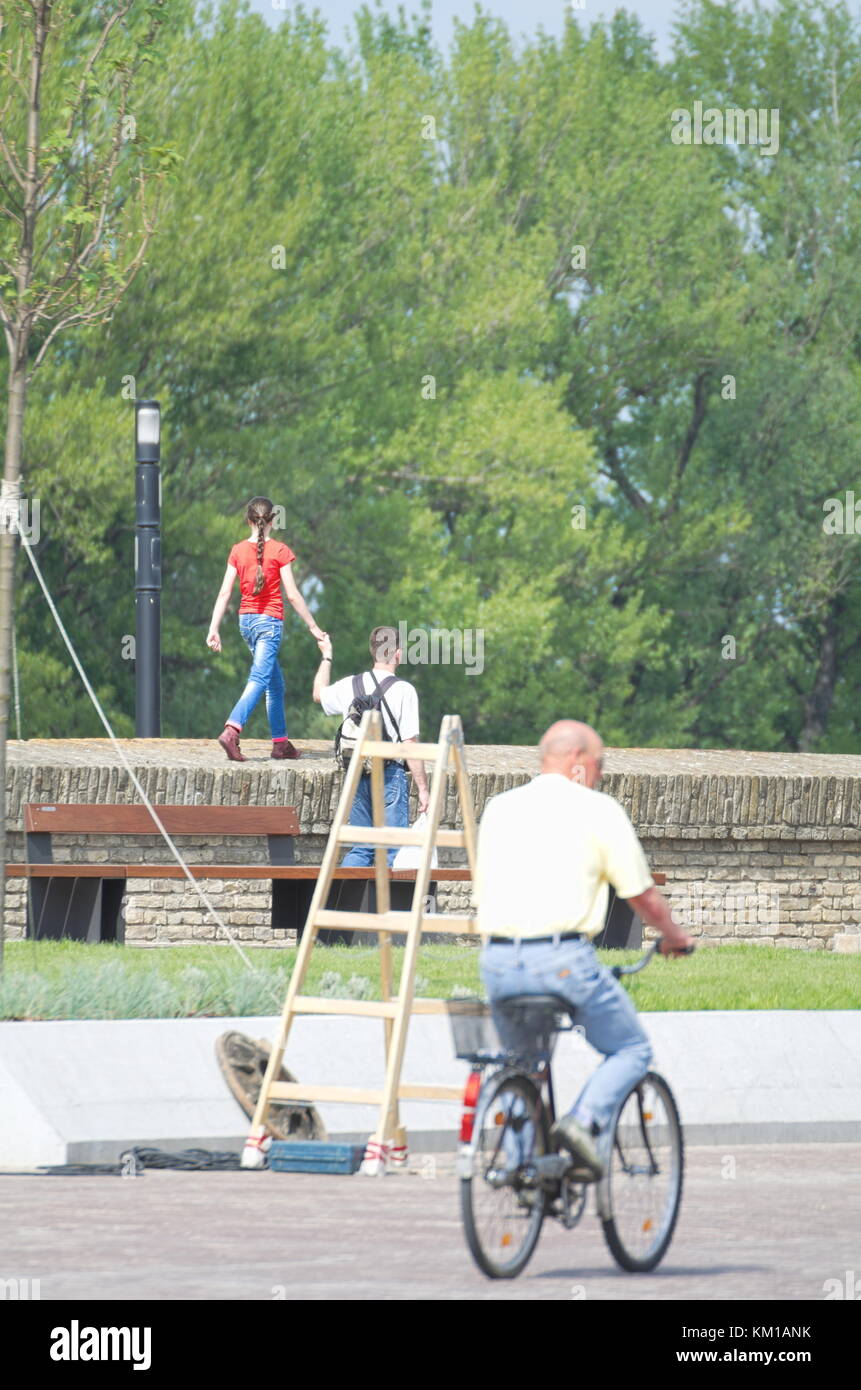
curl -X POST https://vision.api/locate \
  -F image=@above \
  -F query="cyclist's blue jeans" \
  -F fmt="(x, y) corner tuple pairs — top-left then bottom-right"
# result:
(342, 761), (408, 867)
(481, 936), (652, 1153)
(227, 614), (287, 740)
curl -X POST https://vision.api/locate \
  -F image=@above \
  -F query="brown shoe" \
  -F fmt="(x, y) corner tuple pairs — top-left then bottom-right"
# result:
(271, 739), (301, 760)
(218, 725), (246, 762)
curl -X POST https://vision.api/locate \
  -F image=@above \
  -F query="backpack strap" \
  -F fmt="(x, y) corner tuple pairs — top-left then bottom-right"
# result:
(369, 673), (403, 748)
(351, 673), (366, 704)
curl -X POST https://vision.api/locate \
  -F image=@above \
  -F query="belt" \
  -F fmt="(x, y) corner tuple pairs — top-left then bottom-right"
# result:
(488, 931), (583, 945)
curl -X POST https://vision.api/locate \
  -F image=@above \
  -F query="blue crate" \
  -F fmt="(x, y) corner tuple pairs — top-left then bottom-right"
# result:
(268, 1141), (365, 1174)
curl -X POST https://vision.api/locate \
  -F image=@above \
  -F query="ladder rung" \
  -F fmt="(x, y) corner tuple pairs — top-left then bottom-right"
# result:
(361, 741), (441, 760)
(292, 996), (398, 1018)
(267, 1081), (463, 1104)
(313, 910), (394, 932)
(269, 1082), (383, 1104)
(398, 1084), (463, 1101)
(411, 996), (469, 1014)
(412, 997), (490, 1017)
(289, 991), (481, 1018)
(335, 827), (465, 848)
(412, 914), (477, 935)
(286, 993), (481, 1019)
(313, 910), (477, 935)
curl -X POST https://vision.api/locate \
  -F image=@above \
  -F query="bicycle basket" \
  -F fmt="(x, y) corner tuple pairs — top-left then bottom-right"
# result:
(446, 998), (567, 1063)
(446, 999), (502, 1061)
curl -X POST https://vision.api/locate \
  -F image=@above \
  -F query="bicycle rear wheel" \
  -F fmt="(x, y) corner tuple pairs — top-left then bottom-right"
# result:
(460, 1072), (548, 1279)
(600, 1071), (683, 1272)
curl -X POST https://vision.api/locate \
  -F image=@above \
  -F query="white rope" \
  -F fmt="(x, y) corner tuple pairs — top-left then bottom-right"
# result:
(11, 619), (21, 741)
(17, 526), (279, 989)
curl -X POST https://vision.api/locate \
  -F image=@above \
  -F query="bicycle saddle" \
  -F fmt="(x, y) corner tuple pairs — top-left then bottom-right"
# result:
(499, 993), (575, 1023)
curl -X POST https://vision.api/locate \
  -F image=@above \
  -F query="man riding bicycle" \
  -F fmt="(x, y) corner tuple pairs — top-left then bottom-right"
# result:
(475, 720), (693, 1180)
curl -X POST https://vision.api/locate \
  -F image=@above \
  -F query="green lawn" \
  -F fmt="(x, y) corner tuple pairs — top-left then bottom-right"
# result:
(0, 940), (858, 1019)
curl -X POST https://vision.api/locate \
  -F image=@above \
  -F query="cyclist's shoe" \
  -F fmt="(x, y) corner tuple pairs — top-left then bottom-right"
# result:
(550, 1115), (604, 1181)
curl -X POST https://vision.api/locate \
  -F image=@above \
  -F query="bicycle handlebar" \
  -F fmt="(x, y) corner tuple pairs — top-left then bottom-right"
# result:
(611, 941), (695, 979)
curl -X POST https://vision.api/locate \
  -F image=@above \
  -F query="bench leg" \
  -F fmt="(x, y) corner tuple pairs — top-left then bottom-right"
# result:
(29, 878), (101, 941)
(28, 877), (126, 943)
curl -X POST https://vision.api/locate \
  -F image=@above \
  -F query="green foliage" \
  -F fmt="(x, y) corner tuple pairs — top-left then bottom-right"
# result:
(3, 0), (861, 751)
(0, 0), (184, 342)
(3, 940), (859, 1016)
(318, 970), (373, 999)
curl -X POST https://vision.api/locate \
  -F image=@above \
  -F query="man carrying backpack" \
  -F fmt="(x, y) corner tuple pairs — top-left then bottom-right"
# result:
(313, 626), (429, 865)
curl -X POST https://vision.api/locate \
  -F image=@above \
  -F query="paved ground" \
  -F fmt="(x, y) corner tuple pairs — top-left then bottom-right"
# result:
(1, 1143), (858, 1301)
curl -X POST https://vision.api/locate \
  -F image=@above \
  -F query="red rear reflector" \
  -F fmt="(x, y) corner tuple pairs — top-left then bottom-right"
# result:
(464, 1071), (482, 1107)
(460, 1070), (482, 1144)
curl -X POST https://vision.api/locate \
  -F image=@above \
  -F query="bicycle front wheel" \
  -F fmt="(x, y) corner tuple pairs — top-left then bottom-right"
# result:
(600, 1071), (683, 1272)
(460, 1072), (548, 1279)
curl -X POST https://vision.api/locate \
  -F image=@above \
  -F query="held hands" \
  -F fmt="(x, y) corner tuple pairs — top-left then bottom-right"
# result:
(206, 631), (221, 653)
(317, 632), (333, 660)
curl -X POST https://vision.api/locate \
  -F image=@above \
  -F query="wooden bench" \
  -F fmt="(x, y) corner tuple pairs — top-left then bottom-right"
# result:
(8, 804), (471, 944)
(6, 803), (664, 947)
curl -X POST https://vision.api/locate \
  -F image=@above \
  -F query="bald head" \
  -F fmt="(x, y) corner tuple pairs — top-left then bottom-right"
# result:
(539, 720), (604, 787)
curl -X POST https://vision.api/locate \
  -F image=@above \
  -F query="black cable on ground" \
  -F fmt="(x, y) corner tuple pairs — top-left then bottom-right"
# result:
(129, 1147), (244, 1170)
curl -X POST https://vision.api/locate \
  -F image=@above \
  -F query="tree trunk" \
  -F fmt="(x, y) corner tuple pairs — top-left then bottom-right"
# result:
(0, 5), (46, 967)
(0, 358), (27, 967)
(798, 597), (843, 751)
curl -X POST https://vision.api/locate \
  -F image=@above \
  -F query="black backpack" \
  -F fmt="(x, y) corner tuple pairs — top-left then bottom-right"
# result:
(334, 673), (403, 771)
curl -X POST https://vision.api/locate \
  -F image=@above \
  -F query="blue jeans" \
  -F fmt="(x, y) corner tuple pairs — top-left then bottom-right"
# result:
(481, 937), (652, 1145)
(342, 761), (409, 867)
(227, 614), (287, 740)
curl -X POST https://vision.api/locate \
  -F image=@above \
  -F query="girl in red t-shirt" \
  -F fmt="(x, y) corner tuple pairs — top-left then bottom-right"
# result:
(207, 496), (328, 760)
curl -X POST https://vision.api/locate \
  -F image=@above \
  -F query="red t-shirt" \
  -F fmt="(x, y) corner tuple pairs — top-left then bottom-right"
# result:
(228, 539), (296, 619)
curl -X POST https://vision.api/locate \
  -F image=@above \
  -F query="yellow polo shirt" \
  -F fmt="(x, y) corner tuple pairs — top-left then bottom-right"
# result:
(475, 773), (654, 940)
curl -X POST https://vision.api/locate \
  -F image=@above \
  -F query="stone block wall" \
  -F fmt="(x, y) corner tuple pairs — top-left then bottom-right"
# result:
(5, 739), (861, 951)
(644, 839), (861, 950)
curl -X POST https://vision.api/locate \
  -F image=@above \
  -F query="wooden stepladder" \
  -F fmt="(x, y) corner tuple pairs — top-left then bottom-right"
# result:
(240, 711), (479, 1173)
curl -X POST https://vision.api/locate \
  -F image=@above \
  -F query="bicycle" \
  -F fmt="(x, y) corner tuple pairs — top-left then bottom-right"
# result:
(455, 942), (692, 1280)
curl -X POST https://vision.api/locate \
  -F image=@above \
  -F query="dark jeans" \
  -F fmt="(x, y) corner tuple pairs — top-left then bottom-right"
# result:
(343, 761), (409, 867)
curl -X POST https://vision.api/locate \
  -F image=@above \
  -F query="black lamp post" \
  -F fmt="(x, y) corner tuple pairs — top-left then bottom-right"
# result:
(134, 399), (161, 736)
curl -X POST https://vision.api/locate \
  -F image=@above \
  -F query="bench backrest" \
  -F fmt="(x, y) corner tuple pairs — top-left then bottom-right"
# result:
(24, 804), (301, 836)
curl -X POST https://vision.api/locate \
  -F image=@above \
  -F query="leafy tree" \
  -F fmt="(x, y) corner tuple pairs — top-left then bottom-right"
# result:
(4, 0), (861, 770)
(0, 0), (178, 958)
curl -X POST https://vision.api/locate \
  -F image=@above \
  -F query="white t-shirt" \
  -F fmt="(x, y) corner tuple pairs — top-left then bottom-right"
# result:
(320, 667), (420, 742)
(476, 773), (654, 939)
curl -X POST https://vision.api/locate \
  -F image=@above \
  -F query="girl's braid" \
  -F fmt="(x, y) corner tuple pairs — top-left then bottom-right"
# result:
(246, 496), (275, 596)
(253, 515), (267, 595)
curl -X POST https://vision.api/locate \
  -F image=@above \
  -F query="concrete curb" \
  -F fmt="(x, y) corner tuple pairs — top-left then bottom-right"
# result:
(1, 1010), (859, 1166)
